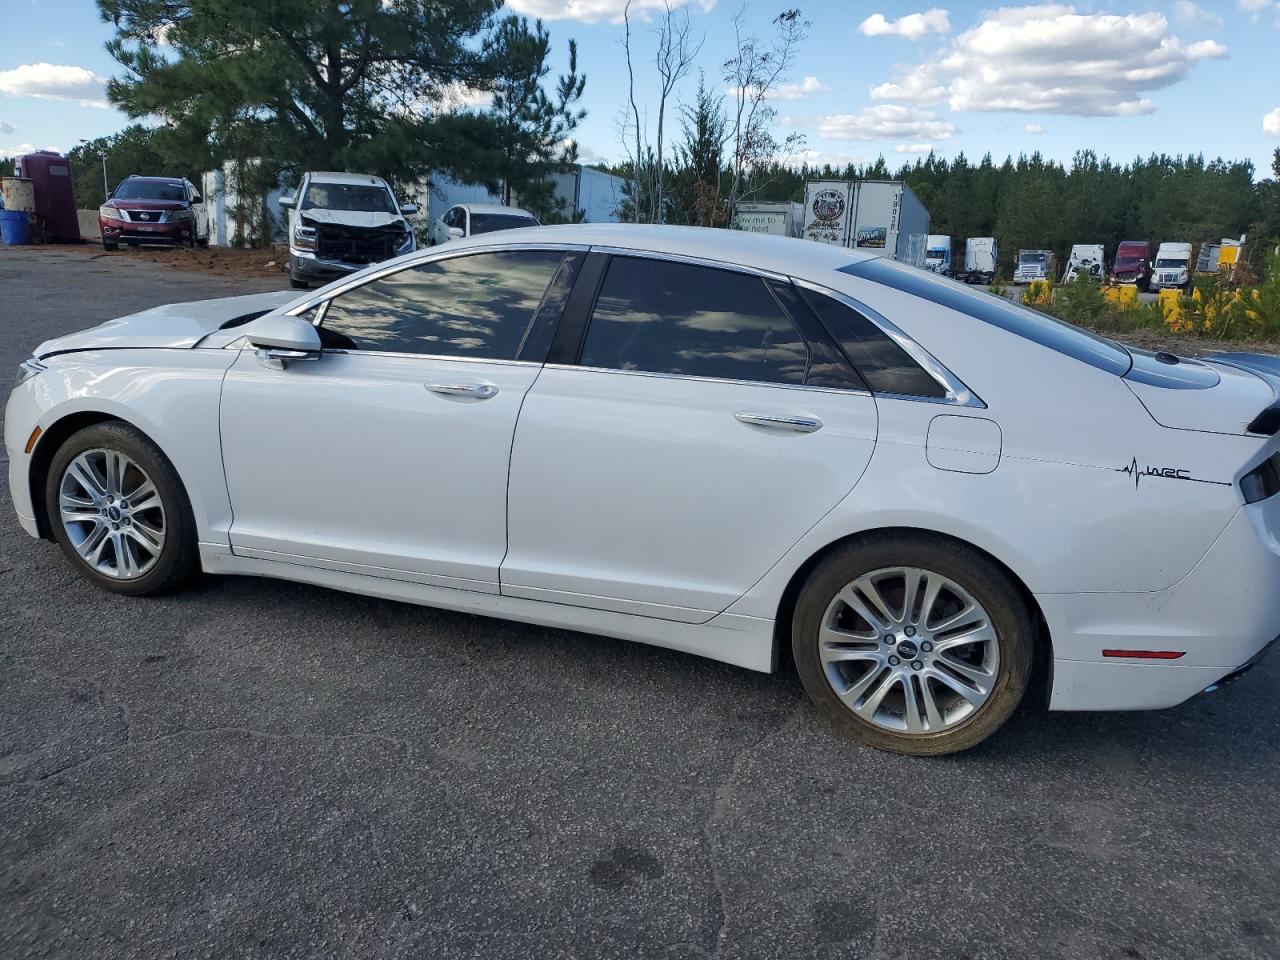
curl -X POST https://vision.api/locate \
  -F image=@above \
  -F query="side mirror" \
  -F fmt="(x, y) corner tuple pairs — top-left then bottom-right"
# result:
(191, 193), (203, 204)
(400, 203), (418, 216)
(245, 313), (321, 369)
(278, 194), (296, 210)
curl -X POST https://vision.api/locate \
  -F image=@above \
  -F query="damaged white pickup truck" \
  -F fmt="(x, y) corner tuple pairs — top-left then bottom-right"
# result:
(279, 171), (418, 289)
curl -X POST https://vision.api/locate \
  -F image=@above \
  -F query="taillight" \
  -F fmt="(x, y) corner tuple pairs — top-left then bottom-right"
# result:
(1241, 452), (1280, 504)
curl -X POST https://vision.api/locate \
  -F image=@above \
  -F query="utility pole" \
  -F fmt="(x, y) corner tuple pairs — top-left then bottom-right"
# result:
(78, 140), (109, 200)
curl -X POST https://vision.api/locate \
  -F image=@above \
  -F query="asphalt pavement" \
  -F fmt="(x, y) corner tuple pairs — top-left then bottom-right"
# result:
(3, 244), (1280, 960)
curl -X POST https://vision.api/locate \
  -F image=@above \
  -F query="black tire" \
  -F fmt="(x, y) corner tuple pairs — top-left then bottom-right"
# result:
(196, 236), (209, 249)
(102, 240), (118, 252)
(791, 532), (1034, 756)
(44, 422), (199, 597)
(290, 276), (309, 289)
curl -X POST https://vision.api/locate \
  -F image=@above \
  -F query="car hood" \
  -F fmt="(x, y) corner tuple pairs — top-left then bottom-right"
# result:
(34, 290), (298, 358)
(299, 209), (406, 229)
(1124, 350), (1279, 436)
(106, 199), (188, 211)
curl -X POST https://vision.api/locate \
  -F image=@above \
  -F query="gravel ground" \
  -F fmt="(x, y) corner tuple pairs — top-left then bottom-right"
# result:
(3, 244), (1280, 960)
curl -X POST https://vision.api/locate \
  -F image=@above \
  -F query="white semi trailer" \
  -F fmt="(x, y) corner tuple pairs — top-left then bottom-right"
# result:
(801, 179), (930, 267)
(961, 237), (999, 284)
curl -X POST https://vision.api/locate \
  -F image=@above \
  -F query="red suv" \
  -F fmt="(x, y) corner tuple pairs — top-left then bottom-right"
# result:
(99, 176), (209, 251)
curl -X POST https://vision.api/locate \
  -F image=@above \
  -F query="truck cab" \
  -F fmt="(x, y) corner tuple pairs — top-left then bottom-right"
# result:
(1112, 240), (1152, 290)
(1153, 242), (1194, 293)
(278, 171), (418, 289)
(1012, 249), (1053, 284)
(1062, 244), (1106, 284)
(925, 234), (952, 276)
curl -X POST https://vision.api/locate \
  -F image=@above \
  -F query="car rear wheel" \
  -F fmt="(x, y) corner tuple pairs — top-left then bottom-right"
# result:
(45, 422), (198, 597)
(792, 533), (1033, 755)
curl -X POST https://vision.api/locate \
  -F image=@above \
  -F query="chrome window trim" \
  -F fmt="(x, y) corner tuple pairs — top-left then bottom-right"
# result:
(310, 348), (543, 367)
(791, 276), (985, 409)
(543, 363), (873, 398)
(284, 242), (592, 318)
(587, 244), (791, 283)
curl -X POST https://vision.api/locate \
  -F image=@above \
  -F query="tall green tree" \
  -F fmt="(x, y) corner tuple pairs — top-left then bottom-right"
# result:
(485, 16), (585, 220)
(96, 0), (543, 191)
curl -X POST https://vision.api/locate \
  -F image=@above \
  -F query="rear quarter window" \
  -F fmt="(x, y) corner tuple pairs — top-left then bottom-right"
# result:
(840, 258), (1132, 376)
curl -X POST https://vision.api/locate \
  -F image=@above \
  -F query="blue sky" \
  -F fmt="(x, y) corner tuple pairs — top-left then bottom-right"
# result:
(2, 0), (1278, 177)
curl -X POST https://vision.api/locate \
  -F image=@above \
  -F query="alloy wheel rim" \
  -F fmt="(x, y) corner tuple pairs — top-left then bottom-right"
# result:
(58, 448), (166, 580)
(818, 566), (1000, 735)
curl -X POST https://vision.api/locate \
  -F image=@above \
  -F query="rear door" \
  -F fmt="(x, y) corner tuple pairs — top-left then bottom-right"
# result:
(501, 252), (880, 622)
(219, 246), (581, 590)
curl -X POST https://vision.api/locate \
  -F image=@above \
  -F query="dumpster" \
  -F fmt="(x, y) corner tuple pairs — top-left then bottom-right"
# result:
(0, 210), (31, 245)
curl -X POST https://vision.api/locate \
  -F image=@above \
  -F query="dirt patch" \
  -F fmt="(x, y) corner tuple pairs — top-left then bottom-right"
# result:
(1105, 328), (1279, 358)
(28, 241), (291, 281)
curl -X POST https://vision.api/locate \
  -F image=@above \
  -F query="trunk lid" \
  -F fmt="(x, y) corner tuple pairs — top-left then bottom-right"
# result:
(35, 291), (298, 358)
(1123, 349), (1280, 437)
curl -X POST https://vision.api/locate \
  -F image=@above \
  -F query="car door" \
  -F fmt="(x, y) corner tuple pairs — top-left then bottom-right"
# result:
(501, 252), (881, 622)
(188, 181), (209, 241)
(219, 246), (583, 591)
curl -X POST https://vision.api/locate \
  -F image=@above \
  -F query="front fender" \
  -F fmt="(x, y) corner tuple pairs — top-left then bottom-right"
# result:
(15, 348), (238, 545)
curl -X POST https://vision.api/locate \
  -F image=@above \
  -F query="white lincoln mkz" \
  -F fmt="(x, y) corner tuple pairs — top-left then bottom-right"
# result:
(7, 225), (1280, 754)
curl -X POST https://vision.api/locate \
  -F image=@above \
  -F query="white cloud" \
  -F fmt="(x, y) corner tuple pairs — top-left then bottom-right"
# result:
(870, 6), (1227, 117)
(858, 9), (951, 39)
(1265, 107), (1280, 137)
(0, 142), (37, 158)
(504, 0), (714, 24)
(0, 120), (14, 135)
(787, 149), (874, 169)
(433, 83), (490, 111)
(894, 143), (934, 154)
(817, 104), (959, 141)
(1238, 0), (1270, 10)
(1173, 1), (1223, 26)
(769, 76), (830, 101)
(0, 63), (109, 108)
(1024, 123), (1046, 134)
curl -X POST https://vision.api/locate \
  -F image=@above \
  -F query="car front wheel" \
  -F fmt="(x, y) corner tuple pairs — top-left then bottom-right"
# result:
(45, 422), (198, 596)
(792, 533), (1033, 755)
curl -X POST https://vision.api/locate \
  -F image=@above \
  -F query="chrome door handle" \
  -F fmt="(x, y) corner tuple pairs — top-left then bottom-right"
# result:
(734, 412), (823, 433)
(426, 381), (499, 400)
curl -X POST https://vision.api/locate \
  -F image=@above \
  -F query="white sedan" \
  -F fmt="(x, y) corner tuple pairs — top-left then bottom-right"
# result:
(427, 202), (539, 246)
(7, 225), (1280, 754)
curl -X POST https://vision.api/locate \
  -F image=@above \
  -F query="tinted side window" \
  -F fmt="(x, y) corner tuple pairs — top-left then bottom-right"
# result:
(799, 287), (946, 399)
(580, 257), (809, 385)
(320, 250), (565, 360)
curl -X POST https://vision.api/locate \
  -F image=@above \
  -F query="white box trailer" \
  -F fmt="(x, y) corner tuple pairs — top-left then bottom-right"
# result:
(962, 237), (999, 284)
(732, 201), (804, 237)
(801, 179), (930, 266)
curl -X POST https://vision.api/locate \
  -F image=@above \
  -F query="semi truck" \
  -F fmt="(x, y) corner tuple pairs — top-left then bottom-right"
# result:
(925, 234), (952, 275)
(961, 237), (999, 284)
(1111, 240), (1152, 290)
(1152, 242), (1193, 293)
(1062, 244), (1106, 284)
(1012, 249), (1054, 284)
(801, 179), (930, 267)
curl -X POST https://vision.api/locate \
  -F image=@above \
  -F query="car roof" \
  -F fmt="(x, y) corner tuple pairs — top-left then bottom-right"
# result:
(438, 223), (877, 283)
(304, 171), (391, 186)
(458, 203), (537, 216)
(122, 176), (187, 185)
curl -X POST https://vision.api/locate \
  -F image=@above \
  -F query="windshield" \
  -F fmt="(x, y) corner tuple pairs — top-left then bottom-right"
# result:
(1019, 253), (1047, 263)
(1156, 257), (1187, 268)
(1115, 256), (1142, 266)
(841, 258), (1132, 377)
(114, 180), (186, 202)
(302, 183), (397, 214)
(470, 212), (539, 235)
(926, 248), (947, 259)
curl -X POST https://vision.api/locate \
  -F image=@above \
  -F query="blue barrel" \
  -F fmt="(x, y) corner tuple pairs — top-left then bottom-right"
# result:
(0, 210), (30, 245)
